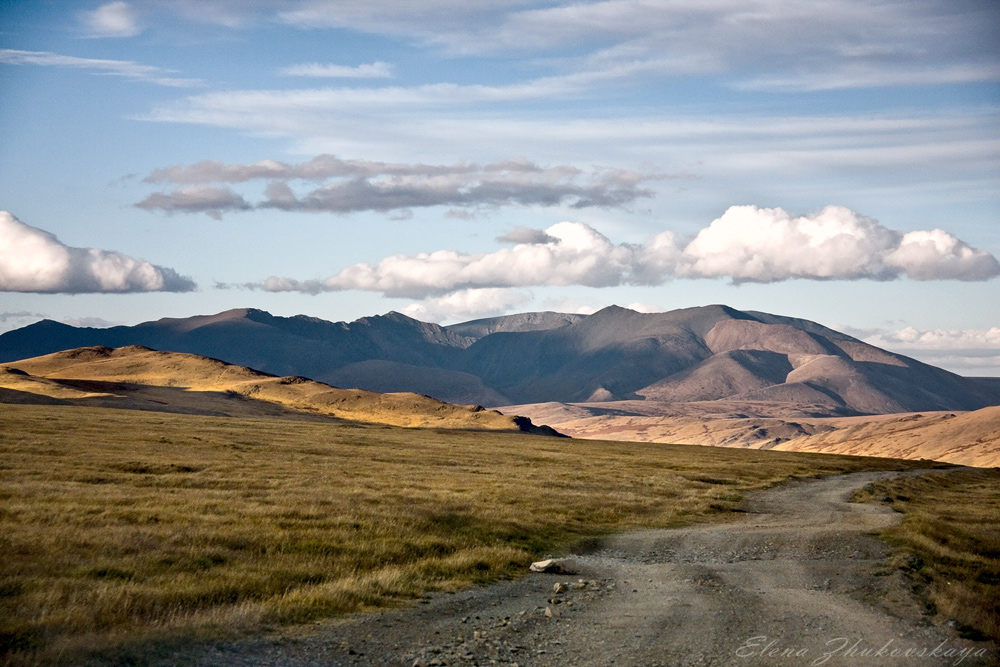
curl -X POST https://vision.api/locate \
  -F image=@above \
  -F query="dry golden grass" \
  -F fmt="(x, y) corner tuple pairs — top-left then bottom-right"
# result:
(856, 469), (1000, 642)
(0, 346), (537, 431)
(1, 403), (931, 666)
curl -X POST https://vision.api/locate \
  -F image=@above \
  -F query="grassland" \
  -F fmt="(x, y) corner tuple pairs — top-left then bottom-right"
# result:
(855, 468), (1000, 643)
(1, 404), (934, 666)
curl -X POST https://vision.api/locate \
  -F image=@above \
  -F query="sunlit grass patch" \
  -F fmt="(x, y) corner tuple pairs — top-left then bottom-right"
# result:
(856, 468), (1000, 642)
(0, 403), (931, 666)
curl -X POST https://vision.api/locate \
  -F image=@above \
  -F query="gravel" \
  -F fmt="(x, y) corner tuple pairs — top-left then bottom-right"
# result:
(153, 471), (997, 667)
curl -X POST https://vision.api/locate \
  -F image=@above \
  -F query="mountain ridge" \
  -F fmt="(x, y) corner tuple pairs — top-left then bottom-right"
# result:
(1, 304), (997, 416)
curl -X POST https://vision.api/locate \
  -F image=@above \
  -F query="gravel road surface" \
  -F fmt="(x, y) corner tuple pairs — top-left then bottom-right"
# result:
(157, 471), (996, 667)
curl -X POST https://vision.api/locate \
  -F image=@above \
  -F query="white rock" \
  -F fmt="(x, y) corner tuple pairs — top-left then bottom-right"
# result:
(529, 558), (577, 574)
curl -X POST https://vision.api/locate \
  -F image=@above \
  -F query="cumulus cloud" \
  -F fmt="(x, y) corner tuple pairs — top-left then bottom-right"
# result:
(0, 211), (196, 294)
(680, 205), (999, 283)
(82, 2), (142, 38)
(135, 155), (656, 217)
(246, 205), (998, 297)
(0, 49), (201, 87)
(885, 230), (1000, 281)
(401, 288), (533, 323)
(281, 61), (393, 78)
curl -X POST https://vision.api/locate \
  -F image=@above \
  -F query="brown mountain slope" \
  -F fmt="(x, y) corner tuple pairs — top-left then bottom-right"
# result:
(0, 346), (554, 433)
(2, 305), (997, 415)
(770, 407), (1000, 467)
(502, 402), (1000, 466)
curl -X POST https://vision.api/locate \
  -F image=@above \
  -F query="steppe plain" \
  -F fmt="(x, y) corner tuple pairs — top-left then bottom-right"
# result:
(0, 341), (998, 666)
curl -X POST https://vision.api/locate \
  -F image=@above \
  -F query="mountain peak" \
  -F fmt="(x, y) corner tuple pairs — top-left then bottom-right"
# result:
(591, 304), (637, 316)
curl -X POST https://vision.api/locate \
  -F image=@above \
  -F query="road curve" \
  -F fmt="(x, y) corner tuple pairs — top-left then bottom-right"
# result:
(161, 471), (996, 667)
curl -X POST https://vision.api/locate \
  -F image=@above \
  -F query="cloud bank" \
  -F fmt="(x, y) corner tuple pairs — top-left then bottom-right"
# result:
(135, 155), (657, 216)
(247, 205), (998, 298)
(0, 211), (196, 293)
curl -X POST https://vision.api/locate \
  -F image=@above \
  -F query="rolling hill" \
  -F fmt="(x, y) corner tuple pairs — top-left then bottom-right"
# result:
(0, 345), (558, 434)
(504, 404), (1000, 467)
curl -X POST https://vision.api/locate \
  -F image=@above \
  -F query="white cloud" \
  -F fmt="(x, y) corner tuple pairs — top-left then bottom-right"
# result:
(141, 76), (599, 125)
(918, 354), (1000, 377)
(864, 327), (1000, 352)
(885, 230), (1000, 281)
(0, 49), (202, 87)
(401, 288), (532, 323)
(135, 156), (657, 217)
(0, 211), (196, 294)
(625, 302), (662, 314)
(0, 311), (45, 334)
(862, 326), (1000, 377)
(322, 221), (641, 298)
(61, 316), (121, 328)
(281, 61), (393, 78)
(248, 205), (998, 298)
(82, 2), (142, 38)
(677, 205), (999, 283)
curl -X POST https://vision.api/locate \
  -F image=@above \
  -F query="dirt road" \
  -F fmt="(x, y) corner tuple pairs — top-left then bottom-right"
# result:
(165, 471), (996, 667)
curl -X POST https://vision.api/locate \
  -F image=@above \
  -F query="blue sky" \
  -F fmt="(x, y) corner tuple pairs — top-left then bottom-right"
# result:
(1, 0), (998, 374)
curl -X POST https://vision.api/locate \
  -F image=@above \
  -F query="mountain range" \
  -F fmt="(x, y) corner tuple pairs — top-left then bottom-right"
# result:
(2, 304), (997, 418)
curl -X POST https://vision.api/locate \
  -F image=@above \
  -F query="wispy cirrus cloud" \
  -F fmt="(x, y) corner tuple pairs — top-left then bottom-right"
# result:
(0, 49), (202, 87)
(273, 0), (1000, 90)
(0, 211), (195, 294)
(82, 1), (999, 93)
(281, 61), (393, 78)
(138, 87), (999, 195)
(240, 205), (998, 298)
(135, 155), (660, 217)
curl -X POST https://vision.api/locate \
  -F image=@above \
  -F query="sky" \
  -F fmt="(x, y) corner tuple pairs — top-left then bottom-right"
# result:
(0, 0), (998, 375)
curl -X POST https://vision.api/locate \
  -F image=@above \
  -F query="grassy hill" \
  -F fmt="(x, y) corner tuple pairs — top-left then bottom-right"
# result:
(0, 345), (553, 433)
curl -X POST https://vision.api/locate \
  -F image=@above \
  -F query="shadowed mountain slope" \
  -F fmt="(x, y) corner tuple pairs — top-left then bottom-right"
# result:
(1, 305), (997, 417)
